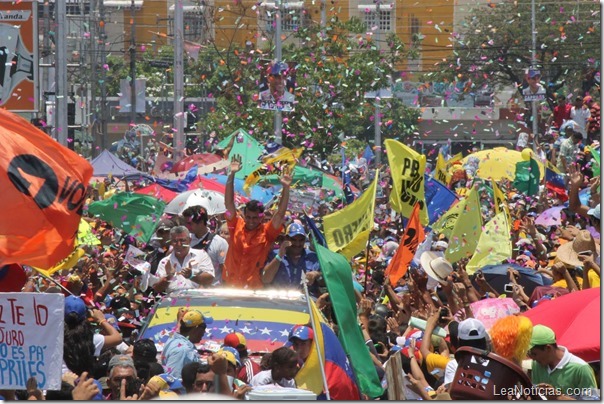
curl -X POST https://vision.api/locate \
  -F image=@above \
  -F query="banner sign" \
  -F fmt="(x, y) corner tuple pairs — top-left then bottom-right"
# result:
(0, 292), (64, 390)
(0, 0), (38, 111)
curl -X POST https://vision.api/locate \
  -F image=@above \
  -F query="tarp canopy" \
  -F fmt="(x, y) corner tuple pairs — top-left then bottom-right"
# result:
(216, 129), (264, 179)
(91, 149), (143, 177)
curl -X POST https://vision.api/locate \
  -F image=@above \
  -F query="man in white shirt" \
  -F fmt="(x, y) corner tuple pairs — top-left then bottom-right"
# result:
(149, 226), (215, 293)
(570, 95), (591, 140)
(182, 205), (229, 285)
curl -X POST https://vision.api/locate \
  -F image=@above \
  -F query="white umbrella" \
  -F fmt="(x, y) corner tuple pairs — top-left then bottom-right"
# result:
(163, 189), (226, 216)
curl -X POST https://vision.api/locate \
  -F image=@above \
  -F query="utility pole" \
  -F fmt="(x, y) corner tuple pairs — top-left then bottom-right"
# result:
(320, 0), (326, 38)
(273, 0), (283, 144)
(99, 0), (108, 151)
(55, 0), (68, 145)
(373, 0), (381, 165)
(90, 0), (98, 155)
(173, 0), (185, 159)
(530, 0), (538, 152)
(130, 0), (137, 130)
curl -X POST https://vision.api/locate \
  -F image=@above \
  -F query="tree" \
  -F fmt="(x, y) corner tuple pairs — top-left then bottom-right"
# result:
(199, 13), (422, 157)
(423, 0), (600, 109)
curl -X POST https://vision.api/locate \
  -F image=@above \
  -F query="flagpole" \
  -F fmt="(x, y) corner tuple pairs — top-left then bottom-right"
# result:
(303, 278), (331, 400)
(34, 271), (75, 296)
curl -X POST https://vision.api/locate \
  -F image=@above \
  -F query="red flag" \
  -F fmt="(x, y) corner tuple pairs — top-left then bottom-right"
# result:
(0, 109), (93, 268)
(385, 202), (425, 287)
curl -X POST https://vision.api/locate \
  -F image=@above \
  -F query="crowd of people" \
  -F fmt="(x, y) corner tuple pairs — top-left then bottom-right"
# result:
(1, 92), (601, 400)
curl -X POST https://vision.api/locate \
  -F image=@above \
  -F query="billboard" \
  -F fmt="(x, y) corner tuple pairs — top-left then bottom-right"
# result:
(257, 60), (296, 112)
(0, 0), (38, 111)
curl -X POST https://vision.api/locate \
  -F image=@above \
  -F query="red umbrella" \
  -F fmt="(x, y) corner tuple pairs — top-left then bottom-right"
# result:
(134, 183), (178, 203)
(170, 153), (223, 173)
(524, 287), (600, 362)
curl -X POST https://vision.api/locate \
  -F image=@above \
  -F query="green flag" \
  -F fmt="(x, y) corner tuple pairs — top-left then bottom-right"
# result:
(587, 146), (600, 177)
(513, 158), (540, 196)
(88, 192), (166, 243)
(216, 129), (264, 179)
(314, 239), (384, 398)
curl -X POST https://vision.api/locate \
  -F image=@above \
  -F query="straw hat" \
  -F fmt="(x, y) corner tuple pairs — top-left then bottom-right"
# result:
(420, 251), (453, 284)
(556, 230), (600, 267)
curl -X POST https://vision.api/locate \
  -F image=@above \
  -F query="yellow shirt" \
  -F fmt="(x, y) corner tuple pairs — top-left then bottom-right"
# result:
(425, 352), (450, 373)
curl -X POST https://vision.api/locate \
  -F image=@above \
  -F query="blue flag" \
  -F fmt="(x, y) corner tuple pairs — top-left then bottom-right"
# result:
(362, 145), (375, 163)
(303, 213), (327, 247)
(424, 175), (459, 224)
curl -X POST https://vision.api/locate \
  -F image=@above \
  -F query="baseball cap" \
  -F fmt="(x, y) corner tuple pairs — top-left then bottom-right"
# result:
(217, 348), (241, 368)
(528, 69), (541, 78)
(65, 295), (87, 321)
(287, 223), (306, 238)
(587, 204), (600, 220)
(107, 354), (135, 373)
(156, 218), (176, 232)
(529, 325), (557, 349)
(181, 310), (208, 327)
(288, 325), (314, 342)
(458, 318), (487, 341)
(224, 332), (247, 349)
(148, 373), (186, 396)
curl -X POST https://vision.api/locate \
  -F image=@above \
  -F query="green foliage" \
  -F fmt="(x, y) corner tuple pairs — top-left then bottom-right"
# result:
(423, 0), (600, 102)
(200, 17), (420, 157)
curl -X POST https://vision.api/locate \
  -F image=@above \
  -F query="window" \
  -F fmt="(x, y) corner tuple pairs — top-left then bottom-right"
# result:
(358, 3), (393, 32)
(168, 5), (207, 40)
(259, 1), (306, 32)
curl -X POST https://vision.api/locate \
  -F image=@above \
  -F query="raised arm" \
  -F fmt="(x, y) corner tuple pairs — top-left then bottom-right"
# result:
(225, 154), (242, 220)
(270, 165), (292, 230)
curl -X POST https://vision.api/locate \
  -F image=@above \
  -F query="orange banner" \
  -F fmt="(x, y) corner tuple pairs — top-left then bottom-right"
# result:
(385, 202), (425, 287)
(0, 109), (93, 268)
(0, 0), (38, 111)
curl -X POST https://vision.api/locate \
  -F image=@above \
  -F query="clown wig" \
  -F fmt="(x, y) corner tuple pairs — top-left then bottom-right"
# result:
(489, 315), (533, 365)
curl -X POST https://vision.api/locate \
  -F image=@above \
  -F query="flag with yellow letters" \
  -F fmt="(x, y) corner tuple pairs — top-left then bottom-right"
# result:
(384, 139), (428, 225)
(323, 171), (378, 259)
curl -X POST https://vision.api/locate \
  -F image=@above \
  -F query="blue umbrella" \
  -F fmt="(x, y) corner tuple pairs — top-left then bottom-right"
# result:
(203, 173), (275, 205)
(472, 264), (552, 298)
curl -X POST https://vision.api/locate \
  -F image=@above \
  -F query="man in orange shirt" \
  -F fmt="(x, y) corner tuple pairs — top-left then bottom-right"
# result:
(223, 154), (292, 288)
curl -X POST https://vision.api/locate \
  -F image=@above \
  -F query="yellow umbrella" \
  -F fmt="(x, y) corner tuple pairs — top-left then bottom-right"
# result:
(461, 147), (544, 181)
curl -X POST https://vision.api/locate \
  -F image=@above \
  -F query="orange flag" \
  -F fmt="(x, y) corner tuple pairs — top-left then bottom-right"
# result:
(0, 109), (93, 268)
(385, 202), (425, 287)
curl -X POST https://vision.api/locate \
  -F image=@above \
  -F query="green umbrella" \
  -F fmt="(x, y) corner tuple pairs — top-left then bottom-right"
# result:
(88, 192), (166, 243)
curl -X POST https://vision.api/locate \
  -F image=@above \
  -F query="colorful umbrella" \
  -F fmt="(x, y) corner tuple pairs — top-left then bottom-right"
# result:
(163, 189), (226, 216)
(88, 192), (166, 243)
(188, 176), (250, 205)
(204, 173), (275, 205)
(170, 153), (224, 173)
(461, 147), (544, 181)
(535, 206), (566, 227)
(134, 183), (178, 203)
(524, 287), (600, 362)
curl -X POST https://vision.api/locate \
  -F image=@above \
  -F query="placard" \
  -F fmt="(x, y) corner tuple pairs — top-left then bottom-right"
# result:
(0, 292), (64, 390)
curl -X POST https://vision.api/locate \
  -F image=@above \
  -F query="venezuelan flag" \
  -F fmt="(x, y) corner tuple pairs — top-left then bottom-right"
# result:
(545, 163), (568, 201)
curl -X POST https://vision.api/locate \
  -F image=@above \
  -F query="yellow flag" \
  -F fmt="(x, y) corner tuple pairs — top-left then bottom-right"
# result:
(466, 211), (512, 274)
(431, 197), (466, 239)
(444, 186), (483, 263)
(491, 180), (511, 226)
(435, 153), (448, 184)
(295, 299), (326, 394)
(384, 139), (429, 225)
(243, 147), (303, 194)
(77, 219), (101, 246)
(34, 247), (85, 277)
(323, 170), (378, 259)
